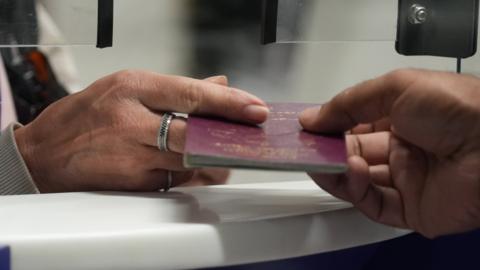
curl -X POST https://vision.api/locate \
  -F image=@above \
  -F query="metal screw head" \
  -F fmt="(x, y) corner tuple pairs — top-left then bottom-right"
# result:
(409, 4), (428, 24)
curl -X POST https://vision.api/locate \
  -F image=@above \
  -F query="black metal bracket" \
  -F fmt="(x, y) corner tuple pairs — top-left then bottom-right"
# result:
(96, 0), (114, 48)
(261, 0), (278, 45)
(261, 0), (480, 59)
(396, 0), (479, 58)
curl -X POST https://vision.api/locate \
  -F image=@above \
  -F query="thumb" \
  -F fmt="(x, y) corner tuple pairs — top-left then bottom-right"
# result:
(299, 69), (418, 133)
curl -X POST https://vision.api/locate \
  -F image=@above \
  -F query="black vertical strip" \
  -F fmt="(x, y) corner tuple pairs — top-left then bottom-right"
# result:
(472, 0), (479, 57)
(96, 0), (114, 48)
(261, 0), (278, 44)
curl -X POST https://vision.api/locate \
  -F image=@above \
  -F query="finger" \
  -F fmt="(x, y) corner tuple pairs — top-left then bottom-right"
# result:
(346, 132), (391, 165)
(310, 156), (374, 204)
(166, 115), (187, 153)
(346, 156), (408, 228)
(125, 71), (269, 124)
(134, 170), (194, 191)
(308, 172), (350, 201)
(310, 156), (407, 229)
(350, 118), (391, 134)
(388, 137), (428, 232)
(369, 165), (392, 187)
(146, 150), (189, 171)
(204, 75), (229, 86)
(299, 69), (420, 133)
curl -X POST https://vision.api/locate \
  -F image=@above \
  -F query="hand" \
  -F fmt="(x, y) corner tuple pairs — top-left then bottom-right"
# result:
(300, 69), (480, 238)
(14, 71), (268, 193)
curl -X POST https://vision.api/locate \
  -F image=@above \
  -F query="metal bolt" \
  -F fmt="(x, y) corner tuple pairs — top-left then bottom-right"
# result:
(409, 4), (428, 24)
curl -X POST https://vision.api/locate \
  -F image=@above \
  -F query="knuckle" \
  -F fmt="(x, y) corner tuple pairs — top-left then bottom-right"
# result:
(181, 80), (203, 112)
(88, 70), (141, 104)
(110, 70), (142, 91)
(350, 135), (363, 156)
(222, 88), (238, 110)
(386, 68), (414, 82)
(114, 69), (138, 82)
(211, 87), (238, 115)
(90, 94), (123, 119)
(384, 69), (419, 92)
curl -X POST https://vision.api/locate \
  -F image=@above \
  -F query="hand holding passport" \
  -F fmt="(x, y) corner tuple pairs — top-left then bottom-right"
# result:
(184, 103), (347, 173)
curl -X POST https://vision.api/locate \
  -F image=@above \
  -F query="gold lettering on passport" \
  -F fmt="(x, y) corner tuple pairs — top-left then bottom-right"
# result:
(208, 128), (237, 139)
(214, 143), (298, 160)
(269, 111), (298, 121)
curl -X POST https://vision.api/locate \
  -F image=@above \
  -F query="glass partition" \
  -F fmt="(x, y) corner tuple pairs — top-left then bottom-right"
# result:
(0, 0), (101, 47)
(269, 0), (398, 43)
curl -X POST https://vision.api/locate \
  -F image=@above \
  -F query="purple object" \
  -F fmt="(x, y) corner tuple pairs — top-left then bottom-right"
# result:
(0, 245), (10, 270)
(185, 103), (347, 173)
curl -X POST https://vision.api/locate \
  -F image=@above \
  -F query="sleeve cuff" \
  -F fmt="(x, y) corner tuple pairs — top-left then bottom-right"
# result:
(0, 123), (39, 195)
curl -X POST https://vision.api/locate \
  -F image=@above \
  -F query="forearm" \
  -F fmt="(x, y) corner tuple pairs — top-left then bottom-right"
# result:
(0, 123), (38, 195)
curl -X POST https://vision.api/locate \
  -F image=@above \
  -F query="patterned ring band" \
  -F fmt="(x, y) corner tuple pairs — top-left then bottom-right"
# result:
(157, 113), (174, 152)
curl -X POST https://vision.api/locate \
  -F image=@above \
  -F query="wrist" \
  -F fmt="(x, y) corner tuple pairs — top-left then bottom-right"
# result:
(14, 125), (48, 192)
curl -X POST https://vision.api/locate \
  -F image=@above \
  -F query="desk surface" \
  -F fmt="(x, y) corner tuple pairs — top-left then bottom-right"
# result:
(0, 181), (409, 270)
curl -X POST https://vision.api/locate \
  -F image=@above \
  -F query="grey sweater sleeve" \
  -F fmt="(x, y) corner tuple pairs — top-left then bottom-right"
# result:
(0, 123), (39, 195)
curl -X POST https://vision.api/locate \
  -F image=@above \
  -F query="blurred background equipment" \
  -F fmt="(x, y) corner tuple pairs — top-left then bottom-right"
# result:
(187, 0), (296, 101)
(263, 0), (480, 59)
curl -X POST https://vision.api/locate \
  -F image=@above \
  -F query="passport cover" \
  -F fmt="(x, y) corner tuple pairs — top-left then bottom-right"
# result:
(184, 103), (347, 173)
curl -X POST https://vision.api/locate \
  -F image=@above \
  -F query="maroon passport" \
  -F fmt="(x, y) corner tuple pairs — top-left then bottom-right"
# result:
(184, 103), (347, 173)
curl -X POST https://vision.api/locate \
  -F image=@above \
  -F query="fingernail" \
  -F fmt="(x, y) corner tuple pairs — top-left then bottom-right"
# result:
(243, 105), (270, 123)
(205, 75), (228, 85)
(299, 106), (322, 120)
(299, 106), (322, 127)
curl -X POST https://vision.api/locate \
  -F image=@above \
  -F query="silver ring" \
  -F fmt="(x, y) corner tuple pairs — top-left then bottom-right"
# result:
(157, 113), (174, 152)
(163, 171), (173, 192)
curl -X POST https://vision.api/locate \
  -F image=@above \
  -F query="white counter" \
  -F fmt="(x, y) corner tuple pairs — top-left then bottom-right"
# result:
(0, 181), (409, 270)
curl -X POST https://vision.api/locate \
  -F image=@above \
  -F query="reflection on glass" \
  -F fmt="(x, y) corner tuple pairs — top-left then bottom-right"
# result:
(0, 0), (98, 47)
(276, 0), (398, 43)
